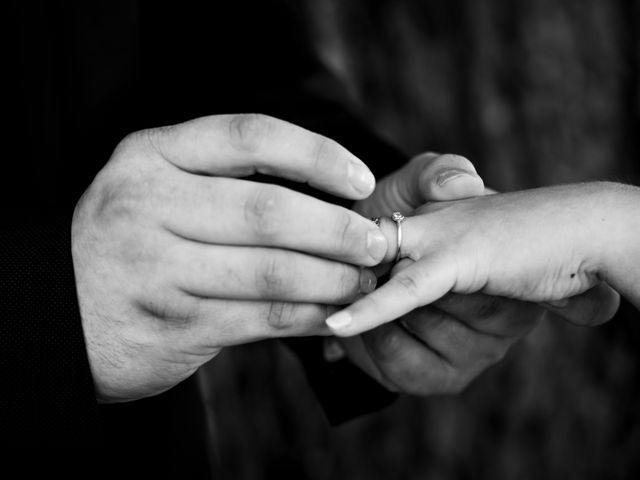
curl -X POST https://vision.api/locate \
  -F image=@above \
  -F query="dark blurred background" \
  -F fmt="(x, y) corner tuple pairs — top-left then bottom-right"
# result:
(200, 1), (640, 478)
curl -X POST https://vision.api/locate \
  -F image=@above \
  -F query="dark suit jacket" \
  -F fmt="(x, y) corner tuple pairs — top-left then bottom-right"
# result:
(2, 1), (404, 476)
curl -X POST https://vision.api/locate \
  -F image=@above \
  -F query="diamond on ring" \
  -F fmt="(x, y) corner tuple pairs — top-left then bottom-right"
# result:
(391, 212), (405, 223)
(391, 212), (405, 263)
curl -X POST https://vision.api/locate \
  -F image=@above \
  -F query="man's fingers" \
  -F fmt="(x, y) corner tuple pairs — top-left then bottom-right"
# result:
(542, 282), (620, 326)
(433, 292), (543, 338)
(180, 299), (333, 346)
(360, 321), (457, 395)
(166, 243), (377, 304)
(325, 256), (455, 336)
(162, 177), (388, 266)
(334, 335), (391, 387)
(146, 114), (375, 200)
(399, 307), (511, 384)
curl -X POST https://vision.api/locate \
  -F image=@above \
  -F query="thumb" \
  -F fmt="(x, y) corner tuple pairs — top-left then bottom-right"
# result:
(413, 153), (485, 202)
(355, 152), (485, 218)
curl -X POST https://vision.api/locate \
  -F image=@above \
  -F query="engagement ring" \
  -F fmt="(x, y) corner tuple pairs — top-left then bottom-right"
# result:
(391, 212), (405, 263)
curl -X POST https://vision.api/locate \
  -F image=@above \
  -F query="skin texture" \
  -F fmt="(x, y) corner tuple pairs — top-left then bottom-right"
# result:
(72, 114), (387, 403)
(324, 155), (622, 394)
(327, 180), (633, 339)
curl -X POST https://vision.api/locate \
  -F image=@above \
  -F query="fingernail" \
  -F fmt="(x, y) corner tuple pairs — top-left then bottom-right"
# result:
(436, 169), (476, 186)
(323, 338), (346, 362)
(349, 163), (376, 195)
(366, 229), (387, 261)
(326, 311), (352, 331)
(360, 269), (377, 293)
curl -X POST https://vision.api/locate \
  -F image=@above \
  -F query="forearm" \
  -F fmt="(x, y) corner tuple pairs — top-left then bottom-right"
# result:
(593, 182), (640, 309)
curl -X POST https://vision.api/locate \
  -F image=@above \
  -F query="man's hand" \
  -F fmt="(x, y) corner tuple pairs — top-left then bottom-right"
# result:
(326, 152), (619, 395)
(72, 114), (388, 403)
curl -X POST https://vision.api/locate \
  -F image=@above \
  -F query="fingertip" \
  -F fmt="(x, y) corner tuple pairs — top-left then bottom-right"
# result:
(325, 310), (354, 336)
(415, 152), (483, 201)
(420, 169), (484, 200)
(348, 162), (376, 198)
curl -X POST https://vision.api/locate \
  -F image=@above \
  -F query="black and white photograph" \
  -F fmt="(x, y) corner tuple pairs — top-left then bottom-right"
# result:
(2, 1), (639, 478)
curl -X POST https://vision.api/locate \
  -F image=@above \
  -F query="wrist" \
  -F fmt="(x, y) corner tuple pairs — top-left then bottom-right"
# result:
(591, 182), (640, 297)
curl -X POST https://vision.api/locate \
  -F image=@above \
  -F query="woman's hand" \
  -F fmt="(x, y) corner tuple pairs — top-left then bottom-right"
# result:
(326, 182), (627, 336)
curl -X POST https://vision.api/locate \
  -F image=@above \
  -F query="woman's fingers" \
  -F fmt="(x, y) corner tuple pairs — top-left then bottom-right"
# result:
(161, 177), (388, 266)
(325, 255), (456, 336)
(146, 113), (376, 200)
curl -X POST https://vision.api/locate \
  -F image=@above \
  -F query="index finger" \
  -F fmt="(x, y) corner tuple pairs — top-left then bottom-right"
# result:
(325, 255), (457, 336)
(147, 113), (376, 200)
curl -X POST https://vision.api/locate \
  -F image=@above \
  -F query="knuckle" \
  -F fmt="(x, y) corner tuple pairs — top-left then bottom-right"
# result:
(367, 326), (405, 363)
(394, 274), (422, 298)
(141, 125), (178, 161)
(375, 363), (419, 394)
(431, 364), (472, 395)
(227, 113), (272, 154)
(244, 185), (282, 239)
(112, 130), (150, 159)
(475, 341), (509, 367)
(256, 254), (293, 299)
(333, 211), (358, 255)
(334, 265), (360, 304)
(266, 301), (297, 331)
(113, 128), (168, 164)
(113, 131), (140, 156)
(90, 173), (144, 226)
(311, 135), (336, 170)
(136, 294), (198, 330)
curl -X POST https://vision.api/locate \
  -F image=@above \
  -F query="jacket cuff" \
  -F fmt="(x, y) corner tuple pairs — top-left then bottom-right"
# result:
(0, 215), (98, 449)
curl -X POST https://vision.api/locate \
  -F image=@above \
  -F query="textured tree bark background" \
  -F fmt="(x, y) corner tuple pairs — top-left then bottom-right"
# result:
(201, 1), (640, 478)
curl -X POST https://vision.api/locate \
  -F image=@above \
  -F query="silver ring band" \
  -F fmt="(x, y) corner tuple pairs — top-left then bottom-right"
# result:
(391, 212), (405, 263)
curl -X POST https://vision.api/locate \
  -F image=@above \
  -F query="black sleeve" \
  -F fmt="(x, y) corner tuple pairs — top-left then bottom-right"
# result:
(0, 217), (98, 450)
(1, 2), (407, 454)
